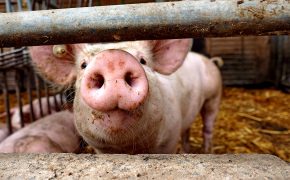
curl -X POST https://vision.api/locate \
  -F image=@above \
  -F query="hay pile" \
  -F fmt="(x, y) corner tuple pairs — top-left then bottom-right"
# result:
(189, 87), (290, 162)
(1, 87), (289, 162)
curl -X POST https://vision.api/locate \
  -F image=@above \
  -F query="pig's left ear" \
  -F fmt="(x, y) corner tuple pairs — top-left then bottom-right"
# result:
(150, 39), (192, 75)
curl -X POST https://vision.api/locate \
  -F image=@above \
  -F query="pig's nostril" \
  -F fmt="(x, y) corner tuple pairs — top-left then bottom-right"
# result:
(125, 72), (134, 87)
(93, 74), (104, 89)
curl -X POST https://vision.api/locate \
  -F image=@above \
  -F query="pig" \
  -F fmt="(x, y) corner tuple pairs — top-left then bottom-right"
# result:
(29, 39), (222, 154)
(0, 111), (81, 153)
(0, 94), (66, 129)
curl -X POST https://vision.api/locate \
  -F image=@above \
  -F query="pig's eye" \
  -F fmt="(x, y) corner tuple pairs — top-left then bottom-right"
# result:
(52, 45), (68, 58)
(140, 58), (147, 65)
(81, 62), (87, 69)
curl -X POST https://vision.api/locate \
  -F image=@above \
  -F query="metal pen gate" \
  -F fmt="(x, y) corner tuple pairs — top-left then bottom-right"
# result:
(0, 0), (290, 136)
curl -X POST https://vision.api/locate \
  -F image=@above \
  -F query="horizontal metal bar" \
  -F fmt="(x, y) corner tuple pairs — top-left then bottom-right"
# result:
(0, 0), (290, 47)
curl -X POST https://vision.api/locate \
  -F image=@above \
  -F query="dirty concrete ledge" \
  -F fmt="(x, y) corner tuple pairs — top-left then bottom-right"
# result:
(0, 154), (289, 179)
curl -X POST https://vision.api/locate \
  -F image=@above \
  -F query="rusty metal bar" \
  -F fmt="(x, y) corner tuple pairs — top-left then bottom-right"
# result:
(0, 0), (290, 47)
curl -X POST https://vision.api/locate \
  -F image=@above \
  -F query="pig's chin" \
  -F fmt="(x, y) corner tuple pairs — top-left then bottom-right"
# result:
(91, 108), (142, 135)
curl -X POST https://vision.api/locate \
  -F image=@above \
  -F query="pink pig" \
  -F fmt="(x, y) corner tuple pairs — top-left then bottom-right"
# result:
(0, 111), (80, 153)
(29, 39), (222, 154)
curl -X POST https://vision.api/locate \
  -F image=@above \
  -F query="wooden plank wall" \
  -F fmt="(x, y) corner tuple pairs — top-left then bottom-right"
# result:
(206, 37), (271, 85)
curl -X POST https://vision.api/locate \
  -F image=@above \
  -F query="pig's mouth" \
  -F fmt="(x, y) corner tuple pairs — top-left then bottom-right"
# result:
(91, 107), (143, 135)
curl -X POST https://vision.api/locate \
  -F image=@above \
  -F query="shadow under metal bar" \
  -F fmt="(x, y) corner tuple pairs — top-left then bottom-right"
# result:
(0, 0), (289, 47)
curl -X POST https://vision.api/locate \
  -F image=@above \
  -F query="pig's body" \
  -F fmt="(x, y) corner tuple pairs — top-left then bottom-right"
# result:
(0, 111), (80, 153)
(29, 39), (222, 154)
(155, 52), (221, 153)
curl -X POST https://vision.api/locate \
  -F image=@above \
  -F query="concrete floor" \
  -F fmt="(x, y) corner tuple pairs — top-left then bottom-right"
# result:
(0, 154), (289, 179)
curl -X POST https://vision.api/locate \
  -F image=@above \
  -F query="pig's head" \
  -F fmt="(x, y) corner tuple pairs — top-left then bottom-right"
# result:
(29, 39), (192, 153)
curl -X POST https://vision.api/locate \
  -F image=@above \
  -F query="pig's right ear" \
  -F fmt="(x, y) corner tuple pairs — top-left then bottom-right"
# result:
(29, 45), (77, 86)
(149, 39), (192, 75)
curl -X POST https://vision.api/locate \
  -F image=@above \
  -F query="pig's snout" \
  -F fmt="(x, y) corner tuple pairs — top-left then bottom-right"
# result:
(81, 50), (149, 112)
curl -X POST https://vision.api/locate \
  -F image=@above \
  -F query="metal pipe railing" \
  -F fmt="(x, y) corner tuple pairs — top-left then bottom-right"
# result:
(0, 0), (289, 47)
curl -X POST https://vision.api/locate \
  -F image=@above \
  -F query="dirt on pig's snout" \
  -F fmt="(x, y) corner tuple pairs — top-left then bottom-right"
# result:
(89, 107), (144, 134)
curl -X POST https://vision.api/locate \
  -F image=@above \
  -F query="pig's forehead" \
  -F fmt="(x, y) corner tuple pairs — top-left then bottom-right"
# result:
(83, 41), (148, 53)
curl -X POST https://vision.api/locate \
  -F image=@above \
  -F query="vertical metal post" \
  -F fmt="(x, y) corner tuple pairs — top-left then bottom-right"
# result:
(77, 0), (82, 7)
(32, 0), (36, 10)
(68, 0), (72, 8)
(88, 0), (92, 7)
(26, 0), (32, 10)
(44, 82), (51, 114)
(34, 74), (43, 117)
(2, 71), (12, 134)
(25, 67), (35, 122)
(53, 93), (59, 111)
(280, 36), (288, 87)
(41, 0), (46, 10)
(46, 0), (51, 9)
(59, 91), (63, 106)
(241, 37), (245, 70)
(5, 0), (12, 12)
(15, 71), (24, 128)
(17, 0), (23, 11)
(277, 37), (284, 87)
(58, 0), (63, 8)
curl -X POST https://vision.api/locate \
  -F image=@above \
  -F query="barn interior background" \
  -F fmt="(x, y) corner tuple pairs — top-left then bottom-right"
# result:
(0, 0), (289, 162)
